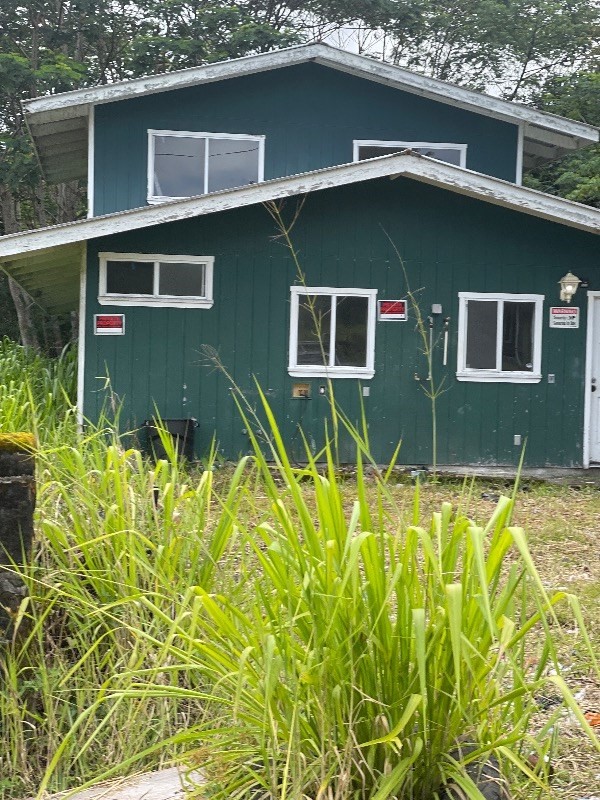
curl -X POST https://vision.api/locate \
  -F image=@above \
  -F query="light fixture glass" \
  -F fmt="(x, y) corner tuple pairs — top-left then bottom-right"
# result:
(559, 272), (581, 304)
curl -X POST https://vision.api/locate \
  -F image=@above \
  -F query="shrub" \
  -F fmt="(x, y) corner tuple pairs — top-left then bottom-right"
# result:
(99, 389), (599, 800)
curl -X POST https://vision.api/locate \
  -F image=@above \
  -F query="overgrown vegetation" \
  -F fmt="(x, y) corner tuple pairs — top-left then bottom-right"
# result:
(524, 72), (600, 208)
(0, 340), (599, 799)
(0, 336), (77, 437)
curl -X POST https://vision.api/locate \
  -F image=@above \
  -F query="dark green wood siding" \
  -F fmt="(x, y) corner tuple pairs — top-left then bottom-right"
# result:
(93, 63), (519, 215)
(84, 178), (598, 467)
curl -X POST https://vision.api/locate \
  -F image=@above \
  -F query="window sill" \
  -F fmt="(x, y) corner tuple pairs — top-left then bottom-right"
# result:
(289, 367), (375, 379)
(456, 371), (541, 383)
(147, 180), (264, 204)
(148, 196), (195, 204)
(98, 295), (213, 309)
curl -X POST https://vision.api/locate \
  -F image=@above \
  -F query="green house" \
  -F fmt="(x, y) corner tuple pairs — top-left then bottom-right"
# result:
(1, 43), (599, 468)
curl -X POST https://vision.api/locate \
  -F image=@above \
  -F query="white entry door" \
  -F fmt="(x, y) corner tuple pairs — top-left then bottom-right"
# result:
(589, 296), (600, 462)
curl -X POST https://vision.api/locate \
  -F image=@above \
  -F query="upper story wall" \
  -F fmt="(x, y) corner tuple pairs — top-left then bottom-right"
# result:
(92, 62), (520, 216)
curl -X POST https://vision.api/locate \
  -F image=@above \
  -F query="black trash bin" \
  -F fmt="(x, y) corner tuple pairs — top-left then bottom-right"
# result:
(144, 418), (197, 462)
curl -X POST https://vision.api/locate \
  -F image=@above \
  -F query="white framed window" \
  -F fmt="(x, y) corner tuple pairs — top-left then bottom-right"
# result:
(353, 140), (467, 168)
(457, 292), (544, 382)
(148, 130), (265, 202)
(289, 287), (377, 379)
(98, 252), (214, 308)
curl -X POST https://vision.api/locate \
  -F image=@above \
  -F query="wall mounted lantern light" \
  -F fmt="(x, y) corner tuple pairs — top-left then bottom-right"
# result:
(559, 272), (581, 304)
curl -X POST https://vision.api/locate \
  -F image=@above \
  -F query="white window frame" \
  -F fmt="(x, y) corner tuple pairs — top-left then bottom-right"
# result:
(98, 252), (214, 308)
(288, 286), (377, 379)
(353, 139), (467, 168)
(457, 292), (544, 383)
(147, 129), (265, 203)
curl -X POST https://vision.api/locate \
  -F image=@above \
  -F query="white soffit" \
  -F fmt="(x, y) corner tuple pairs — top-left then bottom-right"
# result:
(23, 43), (599, 184)
(0, 152), (598, 313)
(0, 242), (83, 313)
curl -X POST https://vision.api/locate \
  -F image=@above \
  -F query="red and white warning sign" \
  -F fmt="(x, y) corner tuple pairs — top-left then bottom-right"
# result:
(549, 307), (579, 329)
(378, 300), (407, 321)
(94, 314), (125, 335)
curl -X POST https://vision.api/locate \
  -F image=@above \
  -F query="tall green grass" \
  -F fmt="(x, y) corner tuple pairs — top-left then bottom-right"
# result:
(0, 424), (253, 797)
(81, 388), (593, 800)
(0, 340), (598, 799)
(0, 337), (77, 440)
(0, 340), (243, 796)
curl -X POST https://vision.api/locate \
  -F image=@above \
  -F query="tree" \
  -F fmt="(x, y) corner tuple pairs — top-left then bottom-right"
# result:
(340, 0), (600, 101)
(524, 71), (600, 207)
(0, 2), (94, 349)
(125, 1), (300, 74)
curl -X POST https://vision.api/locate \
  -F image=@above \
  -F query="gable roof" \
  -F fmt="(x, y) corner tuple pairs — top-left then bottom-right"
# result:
(1, 151), (598, 313)
(24, 42), (599, 184)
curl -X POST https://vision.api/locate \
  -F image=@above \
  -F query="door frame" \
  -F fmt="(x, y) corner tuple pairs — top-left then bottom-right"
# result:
(583, 291), (600, 467)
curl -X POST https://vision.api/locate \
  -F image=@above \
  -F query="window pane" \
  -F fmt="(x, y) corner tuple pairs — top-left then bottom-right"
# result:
(297, 295), (331, 365)
(502, 302), (534, 371)
(466, 301), (497, 369)
(358, 145), (462, 166)
(335, 296), (368, 367)
(158, 262), (206, 297)
(153, 135), (205, 197)
(414, 147), (462, 165)
(207, 138), (260, 192)
(106, 260), (154, 295)
(358, 145), (409, 160)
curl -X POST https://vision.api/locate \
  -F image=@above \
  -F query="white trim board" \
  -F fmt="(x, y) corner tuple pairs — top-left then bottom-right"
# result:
(583, 291), (600, 468)
(76, 245), (87, 430)
(98, 251), (214, 308)
(0, 152), (598, 268)
(456, 292), (544, 383)
(147, 129), (265, 203)
(288, 286), (377, 379)
(87, 105), (94, 217)
(353, 140), (467, 168)
(516, 124), (524, 186)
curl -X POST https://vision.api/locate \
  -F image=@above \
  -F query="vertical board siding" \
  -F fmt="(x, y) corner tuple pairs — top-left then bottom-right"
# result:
(94, 63), (519, 216)
(85, 178), (598, 467)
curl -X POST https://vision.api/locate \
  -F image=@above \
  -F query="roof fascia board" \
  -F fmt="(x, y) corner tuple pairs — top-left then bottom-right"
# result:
(23, 46), (317, 116)
(390, 160), (600, 233)
(0, 155), (598, 265)
(23, 43), (598, 145)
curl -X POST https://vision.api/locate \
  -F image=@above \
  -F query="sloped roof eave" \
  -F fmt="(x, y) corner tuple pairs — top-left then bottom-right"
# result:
(23, 43), (599, 185)
(0, 153), (598, 311)
(0, 242), (83, 313)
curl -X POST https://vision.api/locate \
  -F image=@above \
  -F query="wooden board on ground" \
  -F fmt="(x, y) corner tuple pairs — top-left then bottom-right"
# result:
(31, 768), (203, 800)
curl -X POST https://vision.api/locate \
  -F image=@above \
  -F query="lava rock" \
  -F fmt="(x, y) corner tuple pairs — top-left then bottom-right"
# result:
(439, 747), (511, 800)
(0, 437), (36, 641)
(0, 568), (28, 640)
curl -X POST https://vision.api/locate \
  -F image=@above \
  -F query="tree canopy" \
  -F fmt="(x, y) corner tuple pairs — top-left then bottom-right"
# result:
(524, 71), (600, 207)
